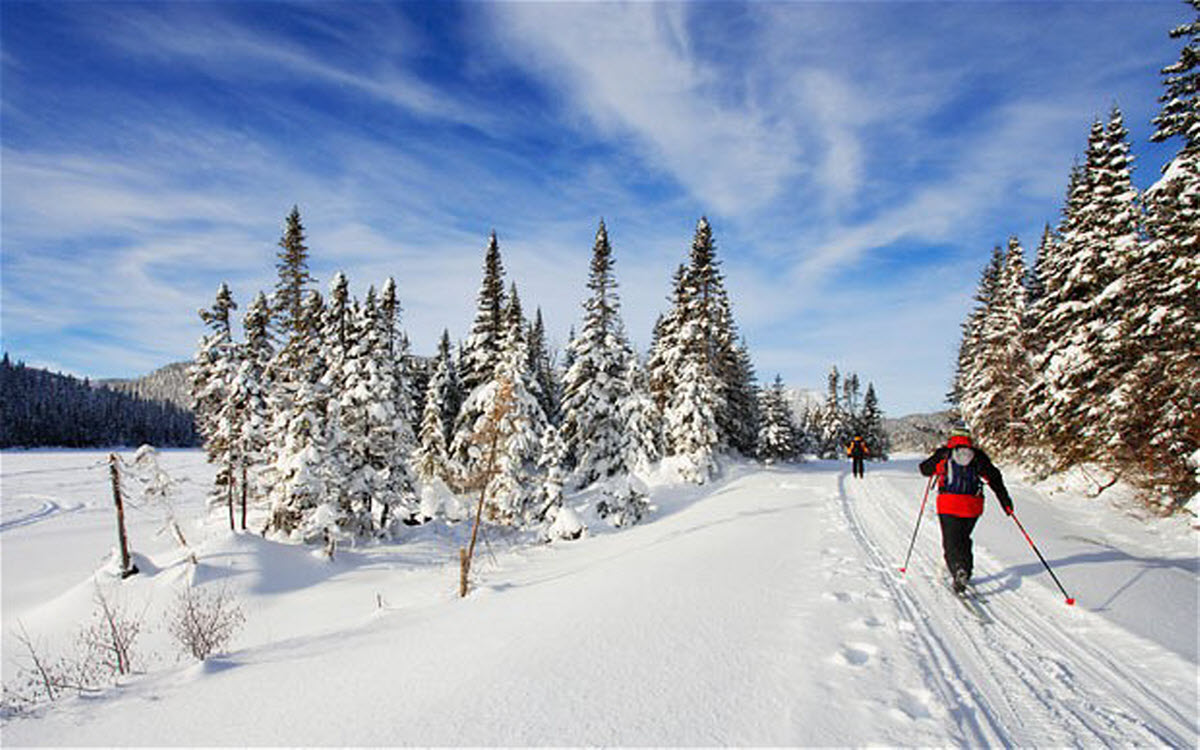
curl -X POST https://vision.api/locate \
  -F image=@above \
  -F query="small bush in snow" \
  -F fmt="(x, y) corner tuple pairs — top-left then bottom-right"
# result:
(1, 587), (145, 712)
(544, 505), (586, 541)
(167, 584), (245, 661)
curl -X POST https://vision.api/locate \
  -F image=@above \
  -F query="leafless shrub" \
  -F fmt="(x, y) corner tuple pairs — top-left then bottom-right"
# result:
(166, 584), (245, 661)
(77, 585), (143, 677)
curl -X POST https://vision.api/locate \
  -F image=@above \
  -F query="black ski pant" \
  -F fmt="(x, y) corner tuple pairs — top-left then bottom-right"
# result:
(938, 514), (979, 580)
(851, 455), (865, 478)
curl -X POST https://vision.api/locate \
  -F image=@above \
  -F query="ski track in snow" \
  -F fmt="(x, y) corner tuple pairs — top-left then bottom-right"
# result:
(0, 498), (85, 532)
(839, 469), (1196, 747)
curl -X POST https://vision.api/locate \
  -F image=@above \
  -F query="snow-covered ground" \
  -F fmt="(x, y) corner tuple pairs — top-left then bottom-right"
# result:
(1, 449), (1196, 746)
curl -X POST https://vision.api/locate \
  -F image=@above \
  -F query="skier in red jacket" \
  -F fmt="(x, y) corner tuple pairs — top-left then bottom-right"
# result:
(919, 429), (1014, 593)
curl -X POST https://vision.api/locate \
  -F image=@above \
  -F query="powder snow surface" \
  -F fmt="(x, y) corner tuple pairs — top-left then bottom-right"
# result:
(1, 450), (1196, 746)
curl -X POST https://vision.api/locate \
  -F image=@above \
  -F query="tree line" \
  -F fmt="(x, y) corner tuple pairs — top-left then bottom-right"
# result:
(952, 3), (1198, 508)
(192, 209), (891, 544)
(0, 354), (199, 449)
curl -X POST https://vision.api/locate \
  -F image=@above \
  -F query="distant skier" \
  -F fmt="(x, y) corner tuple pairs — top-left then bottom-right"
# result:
(846, 435), (869, 478)
(919, 429), (1013, 594)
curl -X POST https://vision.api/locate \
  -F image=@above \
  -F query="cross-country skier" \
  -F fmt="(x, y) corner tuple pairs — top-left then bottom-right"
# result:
(919, 428), (1014, 594)
(846, 435), (869, 478)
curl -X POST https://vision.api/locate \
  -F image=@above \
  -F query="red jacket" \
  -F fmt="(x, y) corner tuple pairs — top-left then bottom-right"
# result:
(919, 442), (1013, 518)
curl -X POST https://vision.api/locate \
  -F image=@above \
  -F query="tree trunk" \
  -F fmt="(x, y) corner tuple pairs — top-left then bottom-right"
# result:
(108, 454), (138, 579)
(240, 464), (248, 531)
(227, 466), (236, 531)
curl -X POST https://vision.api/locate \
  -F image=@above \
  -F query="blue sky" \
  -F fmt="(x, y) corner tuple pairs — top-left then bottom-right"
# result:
(1, 1), (1190, 416)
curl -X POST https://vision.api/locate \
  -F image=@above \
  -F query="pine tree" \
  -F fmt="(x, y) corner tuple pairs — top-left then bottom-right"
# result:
(273, 206), (316, 340)
(379, 277), (419, 454)
(664, 264), (722, 482)
(459, 231), (508, 395)
(622, 349), (662, 474)
(646, 266), (687, 414)
(1150, 0), (1199, 153)
(960, 238), (1033, 457)
(527, 308), (560, 425)
(228, 291), (274, 528)
(1106, 3), (1200, 504)
(415, 339), (454, 484)
(949, 247), (1003, 409)
(264, 292), (333, 538)
(560, 221), (633, 486)
(534, 423), (568, 523)
(451, 233), (509, 474)
(192, 284), (241, 525)
(819, 366), (850, 458)
(757, 375), (798, 463)
(860, 383), (889, 459)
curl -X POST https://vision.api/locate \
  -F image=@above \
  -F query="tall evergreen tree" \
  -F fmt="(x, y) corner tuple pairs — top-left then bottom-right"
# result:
(458, 231), (508, 395)
(757, 375), (799, 464)
(860, 383), (889, 459)
(527, 308), (560, 425)
(560, 221), (633, 486)
(264, 292), (333, 538)
(621, 348), (662, 474)
(1106, 2), (1200, 503)
(192, 284), (241, 523)
(273, 206), (316, 340)
(451, 233), (510, 475)
(228, 292), (274, 526)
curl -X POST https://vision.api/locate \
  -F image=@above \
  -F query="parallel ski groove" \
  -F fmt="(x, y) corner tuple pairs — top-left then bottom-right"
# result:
(841, 471), (1194, 747)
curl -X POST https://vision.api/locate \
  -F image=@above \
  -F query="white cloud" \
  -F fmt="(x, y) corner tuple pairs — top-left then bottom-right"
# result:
(484, 2), (805, 215)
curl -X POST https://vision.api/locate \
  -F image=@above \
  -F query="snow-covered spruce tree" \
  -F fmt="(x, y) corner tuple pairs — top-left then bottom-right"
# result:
(727, 337), (761, 457)
(379, 277), (419, 454)
(621, 348), (663, 475)
(1025, 113), (1140, 466)
(435, 329), (464, 437)
(1106, 3), (1200, 505)
(317, 273), (356, 532)
(450, 233), (509, 478)
(560, 220), (632, 487)
(527, 308), (560, 425)
(458, 232), (507, 396)
(960, 238), (1033, 457)
(414, 338), (454, 484)
(191, 283), (242, 528)
(757, 375), (799, 464)
(662, 249), (724, 482)
(948, 246), (1002, 410)
(682, 218), (752, 454)
(534, 423), (568, 524)
(272, 206), (316, 340)
(264, 292), (334, 539)
(818, 366), (850, 458)
(860, 383), (889, 459)
(226, 291), (274, 529)
(646, 266), (687, 415)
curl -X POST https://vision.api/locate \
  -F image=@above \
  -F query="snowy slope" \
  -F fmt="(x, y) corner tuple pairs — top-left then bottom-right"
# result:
(1, 450), (1196, 745)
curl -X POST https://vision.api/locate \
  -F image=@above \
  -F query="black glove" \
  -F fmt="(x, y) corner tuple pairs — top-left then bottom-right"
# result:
(1001, 497), (1014, 516)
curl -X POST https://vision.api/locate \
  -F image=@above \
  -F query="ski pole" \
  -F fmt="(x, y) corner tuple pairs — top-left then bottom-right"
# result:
(1010, 512), (1075, 605)
(899, 473), (936, 574)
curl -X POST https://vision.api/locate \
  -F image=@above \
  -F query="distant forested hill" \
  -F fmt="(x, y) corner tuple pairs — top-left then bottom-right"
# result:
(0, 354), (199, 448)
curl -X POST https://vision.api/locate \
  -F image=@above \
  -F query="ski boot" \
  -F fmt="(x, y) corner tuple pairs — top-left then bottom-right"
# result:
(952, 568), (970, 595)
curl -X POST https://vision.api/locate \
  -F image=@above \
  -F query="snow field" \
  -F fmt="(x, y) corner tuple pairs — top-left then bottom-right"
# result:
(1, 450), (1196, 746)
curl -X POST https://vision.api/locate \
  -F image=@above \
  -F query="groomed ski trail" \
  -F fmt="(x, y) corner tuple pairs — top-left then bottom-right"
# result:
(840, 462), (1197, 747)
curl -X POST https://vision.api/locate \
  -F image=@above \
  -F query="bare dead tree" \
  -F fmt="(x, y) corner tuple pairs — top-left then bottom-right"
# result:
(108, 453), (139, 579)
(459, 378), (514, 598)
